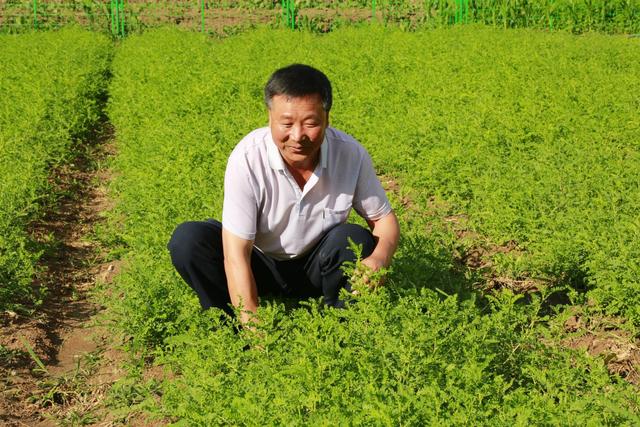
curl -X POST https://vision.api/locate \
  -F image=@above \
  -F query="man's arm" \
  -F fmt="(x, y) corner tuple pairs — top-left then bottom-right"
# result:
(222, 228), (258, 326)
(362, 210), (400, 273)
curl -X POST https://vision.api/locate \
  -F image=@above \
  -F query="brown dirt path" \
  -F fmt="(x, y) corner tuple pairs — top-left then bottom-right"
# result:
(0, 120), (124, 426)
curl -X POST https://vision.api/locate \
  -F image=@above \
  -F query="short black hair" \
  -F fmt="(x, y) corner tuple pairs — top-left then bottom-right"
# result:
(264, 64), (332, 112)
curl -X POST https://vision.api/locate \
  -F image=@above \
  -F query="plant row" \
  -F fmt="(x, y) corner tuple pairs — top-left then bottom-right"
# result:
(379, 0), (640, 33)
(104, 27), (639, 424)
(2, 0), (639, 34)
(0, 28), (112, 311)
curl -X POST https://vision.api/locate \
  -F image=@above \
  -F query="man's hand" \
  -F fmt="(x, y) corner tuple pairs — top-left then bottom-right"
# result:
(356, 211), (400, 289)
(222, 228), (259, 326)
(358, 255), (387, 287)
(361, 255), (386, 273)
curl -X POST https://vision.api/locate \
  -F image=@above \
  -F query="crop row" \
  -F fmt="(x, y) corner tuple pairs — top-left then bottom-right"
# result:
(104, 27), (639, 423)
(389, 0), (640, 32)
(0, 28), (112, 311)
(2, 0), (639, 34)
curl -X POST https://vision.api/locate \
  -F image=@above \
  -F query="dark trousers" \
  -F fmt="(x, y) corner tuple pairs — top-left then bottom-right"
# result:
(168, 219), (375, 315)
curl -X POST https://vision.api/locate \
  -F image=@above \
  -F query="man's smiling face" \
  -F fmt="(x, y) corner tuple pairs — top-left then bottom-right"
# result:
(268, 93), (329, 170)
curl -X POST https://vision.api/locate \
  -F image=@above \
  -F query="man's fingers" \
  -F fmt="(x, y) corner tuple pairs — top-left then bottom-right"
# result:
(362, 271), (370, 284)
(351, 263), (370, 283)
(351, 262), (387, 291)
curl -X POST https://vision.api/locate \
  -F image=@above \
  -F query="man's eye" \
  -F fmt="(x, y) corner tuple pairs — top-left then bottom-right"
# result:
(281, 123), (293, 128)
(305, 123), (318, 128)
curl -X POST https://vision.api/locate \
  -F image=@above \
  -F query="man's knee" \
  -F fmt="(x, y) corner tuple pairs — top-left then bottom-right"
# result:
(168, 221), (220, 268)
(320, 223), (375, 263)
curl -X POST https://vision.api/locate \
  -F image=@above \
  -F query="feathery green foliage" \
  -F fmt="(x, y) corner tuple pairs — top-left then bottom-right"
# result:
(105, 27), (640, 423)
(0, 28), (112, 310)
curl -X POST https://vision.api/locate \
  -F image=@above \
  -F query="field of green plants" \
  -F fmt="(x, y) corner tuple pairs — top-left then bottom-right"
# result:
(1, 22), (639, 424)
(0, 28), (111, 311)
(101, 27), (640, 423)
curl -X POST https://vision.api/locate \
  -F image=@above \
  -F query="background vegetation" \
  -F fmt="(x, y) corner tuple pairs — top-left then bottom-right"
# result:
(1, 0), (639, 34)
(102, 27), (640, 423)
(0, 28), (111, 311)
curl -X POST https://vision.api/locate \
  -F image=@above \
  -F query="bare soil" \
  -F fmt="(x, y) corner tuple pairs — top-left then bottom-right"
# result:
(443, 213), (547, 294)
(124, 6), (379, 33)
(0, 121), (125, 426)
(564, 313), (640, 385)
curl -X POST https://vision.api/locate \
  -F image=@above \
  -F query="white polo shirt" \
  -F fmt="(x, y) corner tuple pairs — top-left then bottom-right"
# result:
(222, 126), (392, 260)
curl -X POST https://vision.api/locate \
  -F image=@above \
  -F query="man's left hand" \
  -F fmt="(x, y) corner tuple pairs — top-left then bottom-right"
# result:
(356, 211), (400, 289)
(349, 255), (388, 293)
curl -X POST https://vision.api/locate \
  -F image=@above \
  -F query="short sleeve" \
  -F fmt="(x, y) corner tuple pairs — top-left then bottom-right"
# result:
(222, 150), (258, 241)
(352, 148), (392, 221)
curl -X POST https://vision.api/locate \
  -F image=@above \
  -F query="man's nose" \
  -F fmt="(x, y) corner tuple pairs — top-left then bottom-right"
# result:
(290, 124), (304, 142)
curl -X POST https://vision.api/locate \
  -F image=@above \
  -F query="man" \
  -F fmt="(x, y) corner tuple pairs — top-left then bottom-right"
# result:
(168, 64), (400, 325)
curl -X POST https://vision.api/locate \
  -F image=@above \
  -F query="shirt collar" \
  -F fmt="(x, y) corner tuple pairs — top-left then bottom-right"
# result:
(266, 132), (285, 170)
(267, 130), (328, 170)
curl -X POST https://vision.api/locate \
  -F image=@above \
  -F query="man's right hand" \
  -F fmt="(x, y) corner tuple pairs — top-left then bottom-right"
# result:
(222, 228), (259, 326)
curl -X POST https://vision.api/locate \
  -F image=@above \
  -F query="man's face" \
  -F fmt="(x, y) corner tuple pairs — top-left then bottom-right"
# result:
(268, 93), (328, 169)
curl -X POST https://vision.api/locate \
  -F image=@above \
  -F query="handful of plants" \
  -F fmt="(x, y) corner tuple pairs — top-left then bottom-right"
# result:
(342, 238), (390, 296)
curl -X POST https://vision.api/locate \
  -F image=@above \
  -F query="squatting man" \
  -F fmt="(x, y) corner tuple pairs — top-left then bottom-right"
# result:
(168, 64), (400, 325)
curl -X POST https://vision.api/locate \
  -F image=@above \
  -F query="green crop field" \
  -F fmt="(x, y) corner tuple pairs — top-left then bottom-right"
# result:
(0, 28), (111, 311)
(1, 21), (639, 425)
(102, 27), (640, 424)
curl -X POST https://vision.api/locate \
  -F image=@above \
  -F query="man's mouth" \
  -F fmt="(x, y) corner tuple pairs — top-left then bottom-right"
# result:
(287, 143), (308, 152)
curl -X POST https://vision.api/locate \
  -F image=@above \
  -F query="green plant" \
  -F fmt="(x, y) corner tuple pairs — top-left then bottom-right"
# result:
(103, 26), (640, 424)
(0, 28), (112, 311)
(19, 335), (48, 374)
